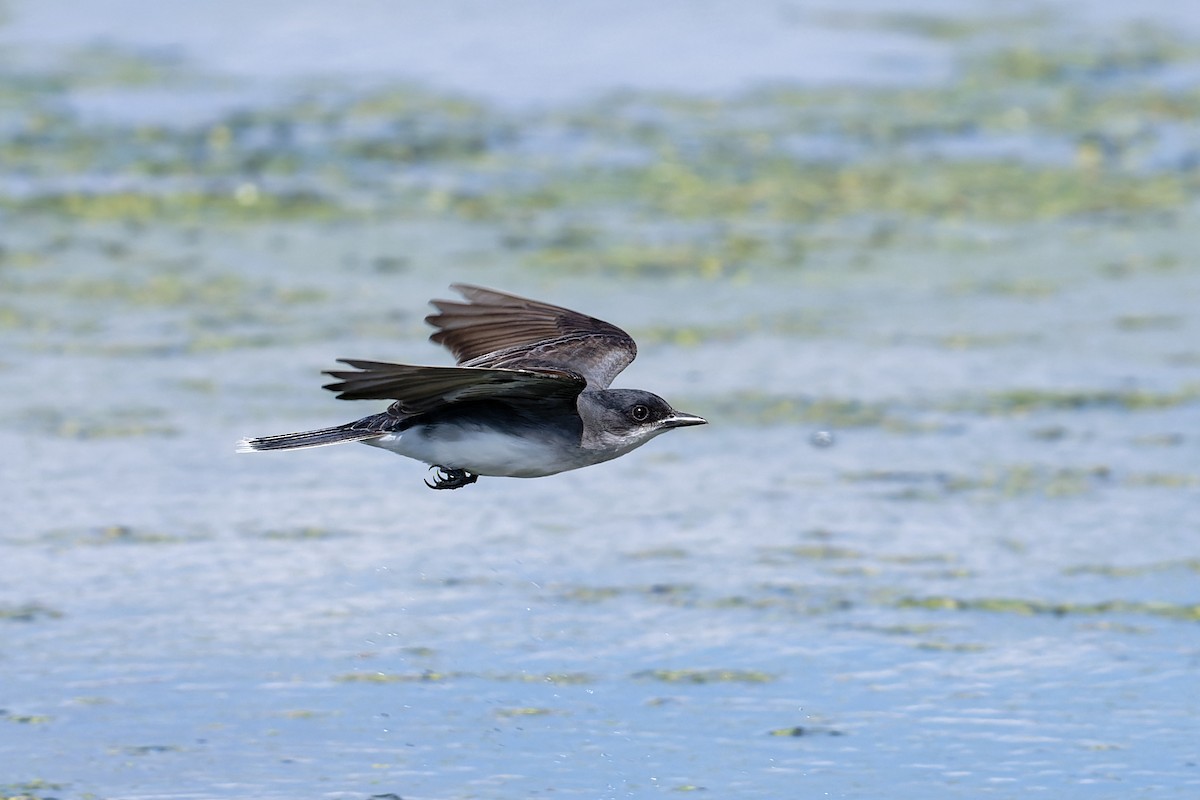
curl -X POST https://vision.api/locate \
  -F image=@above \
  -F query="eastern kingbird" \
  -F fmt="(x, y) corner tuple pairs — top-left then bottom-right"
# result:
(238, 284), (707, 489)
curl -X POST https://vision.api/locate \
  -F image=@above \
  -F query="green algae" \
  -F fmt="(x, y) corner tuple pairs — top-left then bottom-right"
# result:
(0, 306), (30, 329)
(745, 161), (1173, 222)
(604, 578), (1200, 623)
(628, 311), (826, 346)
(4, 28), (1200, 250)
(339, 128), (492, 164)
(760, 544), (864, 561)
(40, 525), (197, 546)
(112, 744), (184, 756)
(505, 672), (594, 685)
(559, 586), (624, 603)
(623, 546), (691, 560)
(14, 407), (178, 440)
(1029, 425), (1069, 441)
(276, 709), (335, 720)
(842, 623), (944, 636)
(173, 378), (218, 394)
(1115, 314), (1183, 331)
(526, 230), (773, 278)
(1124, 472), (1200, 488)
(344, 85), (491, 120)
(699, 595), (780, 611)
(942, 465), (1112, 498)
(951, 277), (1060, 298)
(0, 781), (66, 800)
(3, 188), (343, 223)
(896, 595), (1200, 622)
(915, 640), (988, 653)
(0, 603), (63, 622)
(494, 707), (556, 718)
(59, 43), (197, 88)
(54, 273), (251, 307)
(690, 387), (1164, 432)
(486, 160), (1193, 250)
(965, 23), (1200, 84)
(1064, 559), (1200, 578)
(699, 392), (896, 428)
(809, 555), (958, 579)
(0, 712), (53, 725)
(841, 469), (949, 484)
(932, 332), (1043, 350)
(842, 464), (1200, 500)
(559, 584), (694, 603)
(813, 9), (1045, 41)
(333, 670), (593, 685)
(767, 724), (846, 737)
(878, 552), (959, 565)
(335, 670), (461, 684)
(1101, 253), (1187, 278)
(951, 385), (1200, 415)
(403, 646), (436, 658)
(258, 526), (352, 541)
(1128, 433), (1184, 447)
(632, 669), (775, 685)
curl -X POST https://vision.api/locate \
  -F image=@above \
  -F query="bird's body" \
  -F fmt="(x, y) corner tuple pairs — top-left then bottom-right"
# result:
(238, 284), (706, 489)
(365, 401), (585, 478)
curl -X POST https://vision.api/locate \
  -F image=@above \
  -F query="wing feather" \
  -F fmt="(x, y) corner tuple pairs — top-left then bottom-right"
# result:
(322, 359), (585, 415)
(425, 284), (637, 388)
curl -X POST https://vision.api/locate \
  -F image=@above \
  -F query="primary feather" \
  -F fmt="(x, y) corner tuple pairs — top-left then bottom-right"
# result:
(425, 284), (637, 389)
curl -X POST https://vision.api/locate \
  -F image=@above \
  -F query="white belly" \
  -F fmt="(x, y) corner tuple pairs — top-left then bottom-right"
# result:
(364, 425), (599, 478)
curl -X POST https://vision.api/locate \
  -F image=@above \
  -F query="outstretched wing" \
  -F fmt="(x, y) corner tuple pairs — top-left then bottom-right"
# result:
(425, 284), (637, 389)
(323, 359), (586, 415)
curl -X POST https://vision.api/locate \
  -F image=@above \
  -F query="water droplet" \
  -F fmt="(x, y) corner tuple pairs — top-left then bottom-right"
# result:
(810, 430), (835, 448)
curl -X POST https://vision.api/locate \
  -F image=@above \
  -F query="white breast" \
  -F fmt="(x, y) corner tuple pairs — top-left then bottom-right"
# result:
(364, 425), (600, 478)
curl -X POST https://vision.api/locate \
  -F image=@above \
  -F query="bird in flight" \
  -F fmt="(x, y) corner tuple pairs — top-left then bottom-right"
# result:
(238, 284), (706, 489)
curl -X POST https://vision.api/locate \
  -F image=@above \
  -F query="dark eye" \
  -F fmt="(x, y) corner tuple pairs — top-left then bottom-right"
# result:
(630, 404), (650, 422)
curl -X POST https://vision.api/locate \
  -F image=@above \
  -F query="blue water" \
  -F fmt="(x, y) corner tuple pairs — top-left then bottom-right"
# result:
(2, 2), (1200, 798)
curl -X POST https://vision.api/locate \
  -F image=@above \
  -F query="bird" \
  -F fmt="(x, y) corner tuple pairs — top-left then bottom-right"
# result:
(237, 284), (707, 489)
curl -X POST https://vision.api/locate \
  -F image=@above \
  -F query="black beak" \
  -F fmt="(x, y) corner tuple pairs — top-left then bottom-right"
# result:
(662, 411), (707, 428)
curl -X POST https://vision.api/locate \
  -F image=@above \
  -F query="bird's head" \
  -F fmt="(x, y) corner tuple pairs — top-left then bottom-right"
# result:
(578, 389), (706, 453)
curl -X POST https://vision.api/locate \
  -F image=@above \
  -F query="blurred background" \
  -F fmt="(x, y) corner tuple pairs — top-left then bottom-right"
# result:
(2, 1), (1199, 798)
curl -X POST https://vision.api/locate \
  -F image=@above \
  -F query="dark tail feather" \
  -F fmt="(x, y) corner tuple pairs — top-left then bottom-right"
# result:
(237, 422), (384, 453)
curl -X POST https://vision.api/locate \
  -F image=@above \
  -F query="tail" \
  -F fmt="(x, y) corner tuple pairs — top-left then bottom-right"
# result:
(237, 422), (385, 453)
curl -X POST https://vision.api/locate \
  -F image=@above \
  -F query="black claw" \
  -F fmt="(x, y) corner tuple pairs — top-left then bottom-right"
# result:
(424, 465), (480, 490)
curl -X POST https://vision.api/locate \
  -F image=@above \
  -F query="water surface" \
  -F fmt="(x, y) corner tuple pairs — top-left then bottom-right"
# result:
(2, 2), (1199, 798)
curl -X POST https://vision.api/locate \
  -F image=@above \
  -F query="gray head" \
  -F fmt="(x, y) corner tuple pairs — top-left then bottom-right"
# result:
(577, 388), (706, 454)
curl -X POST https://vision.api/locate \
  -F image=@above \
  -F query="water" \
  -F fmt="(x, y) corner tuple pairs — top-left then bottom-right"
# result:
(2, 2), (1200, 798)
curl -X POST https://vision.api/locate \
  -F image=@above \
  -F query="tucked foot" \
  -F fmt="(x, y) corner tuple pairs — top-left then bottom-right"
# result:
(424, 465), (480, 490)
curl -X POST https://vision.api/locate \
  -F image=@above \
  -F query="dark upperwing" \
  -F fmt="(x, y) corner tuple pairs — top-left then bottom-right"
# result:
(322, 360), (587, 415)
(425, 284), (637, 389)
